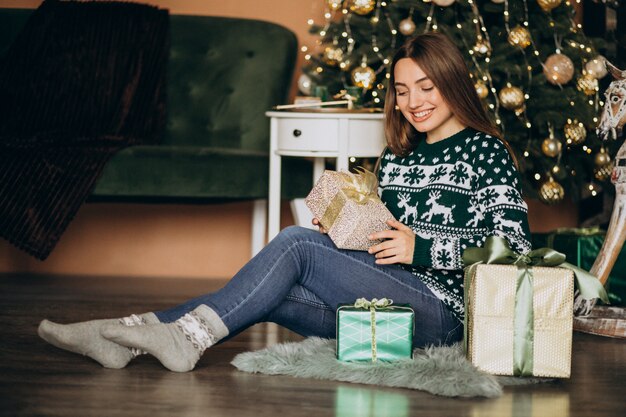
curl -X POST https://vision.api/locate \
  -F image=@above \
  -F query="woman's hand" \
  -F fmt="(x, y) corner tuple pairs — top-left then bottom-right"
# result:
(368, 219), (415, 265)
(312, 218), (328, 234)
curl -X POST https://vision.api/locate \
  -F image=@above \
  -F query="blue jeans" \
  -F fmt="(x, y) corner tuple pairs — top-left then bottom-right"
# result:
(155, 226), (463, 348)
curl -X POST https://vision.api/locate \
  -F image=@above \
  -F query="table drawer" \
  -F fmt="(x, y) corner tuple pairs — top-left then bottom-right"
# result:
(276, 118), (339, 152)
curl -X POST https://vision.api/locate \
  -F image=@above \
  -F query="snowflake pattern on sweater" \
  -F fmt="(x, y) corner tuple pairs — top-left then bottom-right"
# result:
(378, 128), (532, 321)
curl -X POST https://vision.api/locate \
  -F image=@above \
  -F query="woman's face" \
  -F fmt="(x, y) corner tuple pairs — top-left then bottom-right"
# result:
(393, 58), (462, 143)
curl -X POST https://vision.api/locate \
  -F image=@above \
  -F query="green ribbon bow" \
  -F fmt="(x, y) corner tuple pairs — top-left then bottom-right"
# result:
(462, 236), (609, 377)
(353, 298), (393, 362)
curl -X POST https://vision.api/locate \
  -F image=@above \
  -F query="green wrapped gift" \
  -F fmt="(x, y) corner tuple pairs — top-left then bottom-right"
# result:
(532, 228), (626, 305)
(334, 386), (409, 417)
(336, 298), (414, 363)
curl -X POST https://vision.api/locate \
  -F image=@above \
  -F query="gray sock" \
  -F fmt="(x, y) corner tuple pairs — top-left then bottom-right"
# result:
(38, 312), (159, 369)
(101, 305), (228, 372)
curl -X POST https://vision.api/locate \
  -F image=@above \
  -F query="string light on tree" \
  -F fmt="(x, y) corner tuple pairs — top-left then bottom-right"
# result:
(544, 52), (575, 85)
(537, 0), (562, 12)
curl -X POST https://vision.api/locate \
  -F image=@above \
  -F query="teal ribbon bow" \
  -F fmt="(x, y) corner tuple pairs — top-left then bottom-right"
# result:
(353, 298), (393, 362)
(462, 236), (609, 377)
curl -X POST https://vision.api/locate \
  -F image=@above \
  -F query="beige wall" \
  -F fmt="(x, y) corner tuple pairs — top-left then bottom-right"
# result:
(0, 0), (578, 280)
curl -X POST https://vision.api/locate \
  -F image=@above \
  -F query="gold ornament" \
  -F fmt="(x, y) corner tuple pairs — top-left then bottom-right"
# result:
(543, 53), (575, 85)
(351, 63), (376, 89)
(595, 162), (613, 181)
(323, 45), (344, 66)
(595, 148), (611, 167)
(433, 0), (456, 6)
(537, 0), (562, 12)
(538, 177), (565, 205)
(327, 0), (344, 11)
(508, 26), (531, 49)
(564, 119), (587, 145)
(472, 38), (491, 57)
(576, 73), (599, 96)
(349, 0), (375, 15)
(541, 136), (562, 158)
(398, 18), (416, 36)
(475, 80), (489, 99)
(499, 85), (525, 110)
(585, 56), (608, 79)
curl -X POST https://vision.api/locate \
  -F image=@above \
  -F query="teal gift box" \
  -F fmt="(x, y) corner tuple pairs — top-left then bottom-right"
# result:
(532, 228), (626, 305)
(336, 298), (414, 362)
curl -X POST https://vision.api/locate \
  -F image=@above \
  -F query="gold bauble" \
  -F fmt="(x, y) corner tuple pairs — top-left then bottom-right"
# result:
(538, 177), (565, 205)
(564, 119), (587, 145)
(327, 0), (344, 11)
(475, 81), (489, 99)
(323, 45), (344, 66)
(350, 0), (375, 15)
(541, 136), (562, 157)
(543, 53), (575, 85)
(595, 148), (611, 167)
(398, 18), (416, 36)
(472, 38), (491, 57)
(433, 0), (456, 6)
(351, 64), (376, 89)
(499, 85), (525, 110)
(576, 74), (599, 96)
(595, 162), (613, 181)
(537, 0), (562, 12)
(508, 26), (531, 49)
(585, 56), (608, 79)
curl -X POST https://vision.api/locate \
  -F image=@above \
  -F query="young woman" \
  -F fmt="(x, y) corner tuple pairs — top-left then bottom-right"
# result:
(38, 32), (531, 372)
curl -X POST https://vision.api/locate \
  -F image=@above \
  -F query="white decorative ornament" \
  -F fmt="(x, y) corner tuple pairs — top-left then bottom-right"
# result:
(398, 18), (416, 36)
(297, 73), (312, 95)
(433, 0), (456, 6)
(585, 56), (608, 79)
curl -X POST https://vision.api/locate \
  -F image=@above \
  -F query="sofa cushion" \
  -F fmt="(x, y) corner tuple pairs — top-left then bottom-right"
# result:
(92, 145), (312, 200)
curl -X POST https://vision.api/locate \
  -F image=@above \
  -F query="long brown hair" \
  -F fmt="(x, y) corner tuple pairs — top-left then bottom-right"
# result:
(384, 32), (516, 163)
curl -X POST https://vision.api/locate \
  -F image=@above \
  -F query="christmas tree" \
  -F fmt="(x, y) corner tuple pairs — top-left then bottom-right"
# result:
(301, 0), (614, 204)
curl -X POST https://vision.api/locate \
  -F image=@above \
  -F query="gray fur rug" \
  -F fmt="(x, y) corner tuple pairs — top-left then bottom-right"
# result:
(231, 337), (549, 398)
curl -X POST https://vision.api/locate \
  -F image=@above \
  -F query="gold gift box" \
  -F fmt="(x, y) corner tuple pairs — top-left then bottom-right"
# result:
(305, 170), (395, 251)
(466, 264), (574, 378)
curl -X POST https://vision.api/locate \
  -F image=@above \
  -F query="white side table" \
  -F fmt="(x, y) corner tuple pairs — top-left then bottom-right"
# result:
(266, 110), (386, 242)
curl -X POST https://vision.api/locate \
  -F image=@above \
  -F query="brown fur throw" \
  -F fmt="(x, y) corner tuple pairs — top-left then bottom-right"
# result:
(0, 0), (169, 259)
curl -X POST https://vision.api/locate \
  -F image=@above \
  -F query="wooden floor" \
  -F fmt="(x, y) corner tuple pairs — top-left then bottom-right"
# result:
(1, 274), (625, 417)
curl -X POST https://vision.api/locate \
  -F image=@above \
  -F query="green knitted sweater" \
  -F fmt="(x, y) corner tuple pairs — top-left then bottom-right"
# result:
(377, 127), (532, 321)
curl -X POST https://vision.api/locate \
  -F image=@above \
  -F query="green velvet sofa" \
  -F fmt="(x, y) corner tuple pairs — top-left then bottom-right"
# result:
(0, 8), (311, 254)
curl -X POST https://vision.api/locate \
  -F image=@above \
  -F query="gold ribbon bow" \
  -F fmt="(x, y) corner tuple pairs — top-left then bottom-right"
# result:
(320, 168), (380, 230)
(462, 236), (609, 377)
(353, 297), (393, 362)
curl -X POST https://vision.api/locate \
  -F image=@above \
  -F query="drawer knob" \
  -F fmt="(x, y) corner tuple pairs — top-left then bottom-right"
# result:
(292, 129), (302, 137)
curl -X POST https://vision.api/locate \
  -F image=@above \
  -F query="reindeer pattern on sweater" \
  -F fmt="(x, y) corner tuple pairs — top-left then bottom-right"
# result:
(377, 128), (531, 321)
